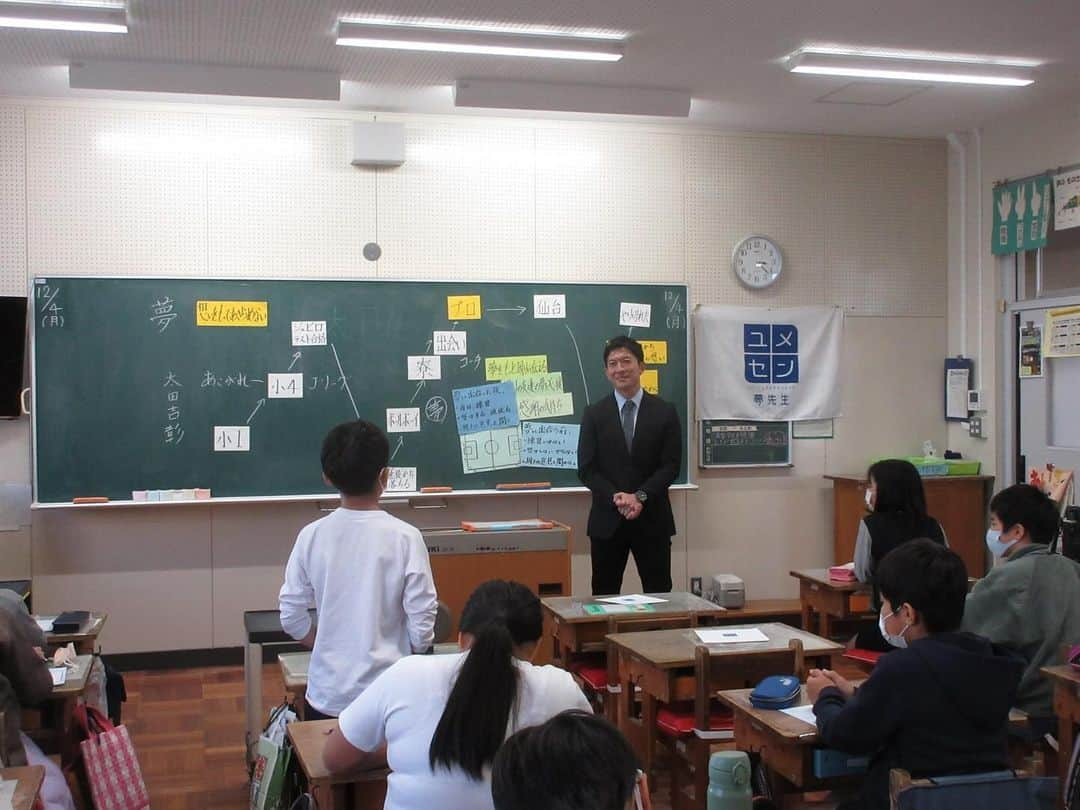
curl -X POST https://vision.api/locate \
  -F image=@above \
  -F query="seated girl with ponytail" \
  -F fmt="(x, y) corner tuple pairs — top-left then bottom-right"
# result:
(322, 580), (592, 810)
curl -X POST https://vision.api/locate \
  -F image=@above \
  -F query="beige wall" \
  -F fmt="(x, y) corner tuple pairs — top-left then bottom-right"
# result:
(0, 100), (948, 652)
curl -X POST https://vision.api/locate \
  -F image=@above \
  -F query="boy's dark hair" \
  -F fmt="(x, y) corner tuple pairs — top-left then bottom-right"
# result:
(990, 483), (1061, 546)
(603, 335), (644, 364)
(867, 459), (929, 521)
(320, 420), (389, 496)
(876, 538), (968, 633)
(429, 580), (543, 780)
(492, 711), (640, 810)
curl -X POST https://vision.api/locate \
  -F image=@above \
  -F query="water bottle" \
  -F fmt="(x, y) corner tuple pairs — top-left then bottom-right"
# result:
(707, 750), (752, 810)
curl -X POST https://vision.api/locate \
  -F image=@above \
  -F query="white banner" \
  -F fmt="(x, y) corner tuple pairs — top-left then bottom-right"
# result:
(694, 305), (844, 420)
(1054, 170), (1080, 231)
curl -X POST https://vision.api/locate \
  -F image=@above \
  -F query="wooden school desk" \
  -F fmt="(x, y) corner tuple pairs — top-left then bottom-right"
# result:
(0, 766), (45, 810)
(287, 719), (388, 810)
(25, 654), (93, 767)
(607, 623), (843, 776)
(1042, 664), (1080, 810)
(789, 569), (871, 638)
(279, 652), (310, 717)
(42, 612), (108, 655)
(541, 592), (727, 666)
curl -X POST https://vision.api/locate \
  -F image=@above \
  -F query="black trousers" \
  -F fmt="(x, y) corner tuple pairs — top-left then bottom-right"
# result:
(304, 698), (336, 721)
(590, 520), (672, 595)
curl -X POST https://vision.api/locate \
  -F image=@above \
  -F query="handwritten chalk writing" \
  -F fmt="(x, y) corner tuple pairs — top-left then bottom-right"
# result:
(453, 382), (520, 434)
(36, 284), (65, 328)
(619, 302), (651, 328)
(508, 372), (564, 397)
(201, 370), (261, 389)
(308, 374), (350, 392)
(639, 341), (667, 365)
(407, 356), (442, 381)
(163, 371), (184, 445)
(458, 354), (483, 371)
(150, 297), (177, 333)
(424, 396), (448, 424)
(433, 331), (467, 356)
(665, 290), (685, 330)
(196, 300), (268, 327)
(291, 321), (327, 346)
(520, 422), (580, 469)
(485, 355), (548, 381)
(268, 373), (303, 399)
(641, 369), (659, 395)
(214, 425), (250, 451)
(386, 408), (421, 433)
(385, 467), (417, 492)
(533, 294), (566, 319)
(460, 427), (521, 474)
(517, 392), (574, 421)
(447, 295), (482, 320)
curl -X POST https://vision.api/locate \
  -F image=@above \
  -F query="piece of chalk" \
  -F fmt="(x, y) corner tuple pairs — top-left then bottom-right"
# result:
(420, 486), (453, 493)
(73, 497), (109, 504)
(495, 482), (552, 490)
(132, 490), (147, 501)
(195, 488), (211, 499)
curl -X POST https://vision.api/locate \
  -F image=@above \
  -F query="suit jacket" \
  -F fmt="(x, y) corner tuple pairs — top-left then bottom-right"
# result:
(577, 391), (681, 540)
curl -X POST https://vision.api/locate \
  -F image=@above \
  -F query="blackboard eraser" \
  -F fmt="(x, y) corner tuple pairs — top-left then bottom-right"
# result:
(496, 482), (552, 491)
(72, 496), (109, 504)
(420, 486), (453, 493)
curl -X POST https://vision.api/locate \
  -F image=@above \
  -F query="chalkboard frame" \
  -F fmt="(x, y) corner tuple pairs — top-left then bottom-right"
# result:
(30, 275), (696, 506)
(698, 418), (792, 468)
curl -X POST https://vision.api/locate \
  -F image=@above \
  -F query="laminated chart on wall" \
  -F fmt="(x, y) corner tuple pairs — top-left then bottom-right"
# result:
(30, 278), (690, 502)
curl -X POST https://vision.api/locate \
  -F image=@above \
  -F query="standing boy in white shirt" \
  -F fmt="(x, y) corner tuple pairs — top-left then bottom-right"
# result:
(279, 419), (438, 719)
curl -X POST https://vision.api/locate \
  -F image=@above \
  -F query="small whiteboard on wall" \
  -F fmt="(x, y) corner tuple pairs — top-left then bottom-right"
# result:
(699, 420), (792, 468)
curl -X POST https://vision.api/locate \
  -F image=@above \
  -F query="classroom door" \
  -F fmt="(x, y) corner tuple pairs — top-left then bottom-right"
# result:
(1016, 301), (1080, 495)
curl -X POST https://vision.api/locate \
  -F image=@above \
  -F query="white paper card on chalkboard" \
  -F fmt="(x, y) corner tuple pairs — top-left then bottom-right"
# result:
(619, 302), (652, 328)
(291, 321), (327, 346)
(268, 373), (303, 399)
(433, 331), (467, 356)
(387, 408), (421, 433)
(385, 467), (417, 492)
(533, 294), (566, 319)
(694, 628), (769, 644)
(407, 356), (442, 381)
(214, 426), (250, 452)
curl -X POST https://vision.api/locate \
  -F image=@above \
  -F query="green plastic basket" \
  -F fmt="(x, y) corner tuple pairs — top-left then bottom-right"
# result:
(946, 460), (981, 476)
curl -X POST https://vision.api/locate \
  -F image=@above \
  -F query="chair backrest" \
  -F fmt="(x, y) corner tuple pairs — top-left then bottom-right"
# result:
(606, 614), (699, 686)
(434, 601), (453, 644)
(889, 768), (1057, 810)
(694, 639), (805, 729)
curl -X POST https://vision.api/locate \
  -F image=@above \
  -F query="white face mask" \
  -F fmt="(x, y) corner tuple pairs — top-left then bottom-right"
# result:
(864, 488), (874, 509)
(985, 528), (1018, 559)
(879, 608), (910, 649)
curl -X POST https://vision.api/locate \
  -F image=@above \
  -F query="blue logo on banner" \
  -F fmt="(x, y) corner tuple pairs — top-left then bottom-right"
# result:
(743, 324), (799, 384)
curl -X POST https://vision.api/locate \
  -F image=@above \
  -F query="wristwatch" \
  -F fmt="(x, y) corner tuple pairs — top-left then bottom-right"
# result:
(634, 490), (648, 504)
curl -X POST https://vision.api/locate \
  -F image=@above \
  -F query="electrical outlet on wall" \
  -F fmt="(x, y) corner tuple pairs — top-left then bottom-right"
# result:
(690, 576), (703, 596)
(969, 416), (983, 438)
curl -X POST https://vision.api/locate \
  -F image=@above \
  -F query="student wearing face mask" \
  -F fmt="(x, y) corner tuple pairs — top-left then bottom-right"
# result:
(962, 483), (1080, 726)
(852, 459), (947, 651)
(807, 539), (1023, 810)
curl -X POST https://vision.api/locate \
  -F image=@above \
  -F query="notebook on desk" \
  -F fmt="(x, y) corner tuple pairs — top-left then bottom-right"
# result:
(52, 611), (90, 634)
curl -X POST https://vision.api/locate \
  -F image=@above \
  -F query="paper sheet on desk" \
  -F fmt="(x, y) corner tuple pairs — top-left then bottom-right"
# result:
(779, 704), (818, 727)
(36, 617), (55, 633)
(0, 777), (15, 810)
(695, 628), (768, 644)
(596, 594), (668, 605)
(49, 666), (67, 686)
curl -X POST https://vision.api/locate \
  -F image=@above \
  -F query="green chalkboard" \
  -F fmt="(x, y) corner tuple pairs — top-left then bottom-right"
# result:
(699, 420), (791, 467)
(31, 277), (689, 503)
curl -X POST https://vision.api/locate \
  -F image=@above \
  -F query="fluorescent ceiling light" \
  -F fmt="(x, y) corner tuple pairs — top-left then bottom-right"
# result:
(337, 19), (623, 61)
(784, 49), (1035, 87)
(795, 45), (1041, 68)
(70, 60), (341, 100)
(454, 78), (690, 116)
(0, 1), (126, 33)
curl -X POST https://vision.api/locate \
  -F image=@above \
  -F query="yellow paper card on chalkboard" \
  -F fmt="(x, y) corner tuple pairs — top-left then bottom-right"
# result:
(196, 301), (268, 327)
(641, 369), (659, 394)
(640, 340), (667, 364)
(447, 295), (482, 320)
(486, 355), (548, 380)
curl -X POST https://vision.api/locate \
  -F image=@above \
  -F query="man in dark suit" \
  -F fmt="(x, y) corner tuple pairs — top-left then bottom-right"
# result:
(578, 335), (681, 595)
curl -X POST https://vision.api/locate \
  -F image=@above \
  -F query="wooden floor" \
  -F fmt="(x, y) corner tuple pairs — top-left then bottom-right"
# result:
(122, 663), (856, 809)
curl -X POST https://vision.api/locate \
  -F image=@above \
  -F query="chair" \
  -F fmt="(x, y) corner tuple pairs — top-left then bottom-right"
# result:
(434, 601), (453, 644)
(662, 638), (805, 810)
(889, 768), (1057, 810)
